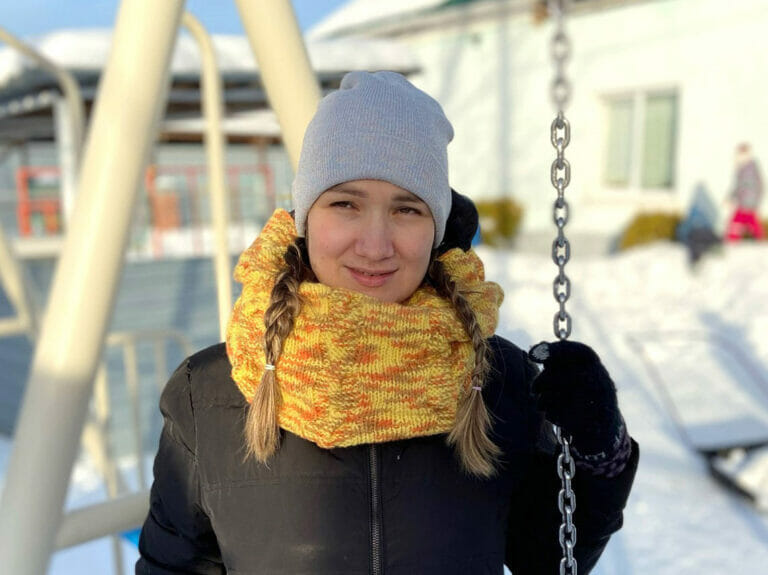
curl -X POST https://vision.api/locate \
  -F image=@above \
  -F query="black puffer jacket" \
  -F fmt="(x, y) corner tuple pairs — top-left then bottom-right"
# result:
(136, 336), (638, 575)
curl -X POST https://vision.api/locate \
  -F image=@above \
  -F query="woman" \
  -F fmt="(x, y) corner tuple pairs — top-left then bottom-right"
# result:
(137, 71), (638, 575)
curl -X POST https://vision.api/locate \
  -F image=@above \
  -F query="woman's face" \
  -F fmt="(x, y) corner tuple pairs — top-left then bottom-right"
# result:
(306, 179), (435, 303)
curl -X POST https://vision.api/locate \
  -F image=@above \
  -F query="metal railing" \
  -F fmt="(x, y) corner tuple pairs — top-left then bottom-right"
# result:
(2, 223), (192, 574)
(142, 163), (276, 259)
(0, 221), (37, 339)
(54, 329), (193, 575)
(15, 163), (276, 238)
(3, 214), (193, 574)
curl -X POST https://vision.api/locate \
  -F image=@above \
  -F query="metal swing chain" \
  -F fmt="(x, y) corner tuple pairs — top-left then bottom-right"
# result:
(548, 1), (576, 574)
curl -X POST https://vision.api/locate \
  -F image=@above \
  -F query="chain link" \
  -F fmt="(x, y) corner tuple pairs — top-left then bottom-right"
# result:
(551, 113), (572, 341)
(549, 1), (577, 574)
(555, 426), (577, 575)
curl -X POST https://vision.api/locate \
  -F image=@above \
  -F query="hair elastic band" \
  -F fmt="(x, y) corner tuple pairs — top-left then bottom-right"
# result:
(264, 363), (276, 371)
(472, 386), (482, 391)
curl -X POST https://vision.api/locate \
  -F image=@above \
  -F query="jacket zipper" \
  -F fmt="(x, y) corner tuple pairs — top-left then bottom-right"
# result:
(369, 444), (383, 575)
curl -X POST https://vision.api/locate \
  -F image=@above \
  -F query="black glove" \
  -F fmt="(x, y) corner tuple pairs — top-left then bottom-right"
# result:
(528, 340), (625, 458)
(436, 188), (479, 255)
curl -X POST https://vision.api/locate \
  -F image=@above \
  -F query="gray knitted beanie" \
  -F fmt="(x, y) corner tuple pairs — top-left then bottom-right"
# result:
(292, 70), (454, 246)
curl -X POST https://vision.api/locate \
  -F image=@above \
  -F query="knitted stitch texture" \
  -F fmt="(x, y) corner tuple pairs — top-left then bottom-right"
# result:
(226, 209), (504, 448)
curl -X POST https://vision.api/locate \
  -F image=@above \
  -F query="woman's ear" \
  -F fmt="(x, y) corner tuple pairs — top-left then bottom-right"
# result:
(436, 188), (479, 255)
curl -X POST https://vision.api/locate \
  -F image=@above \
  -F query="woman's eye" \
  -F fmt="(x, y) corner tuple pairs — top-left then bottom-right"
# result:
(330, 201), (354, 209)
(398, 206), (423, 215)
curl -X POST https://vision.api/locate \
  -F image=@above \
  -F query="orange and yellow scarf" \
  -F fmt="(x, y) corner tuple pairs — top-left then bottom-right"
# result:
(226, 209), (503, 448)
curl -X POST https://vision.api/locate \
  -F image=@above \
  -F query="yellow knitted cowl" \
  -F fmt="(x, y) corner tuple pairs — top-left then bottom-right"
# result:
(226, 209), (504, 448)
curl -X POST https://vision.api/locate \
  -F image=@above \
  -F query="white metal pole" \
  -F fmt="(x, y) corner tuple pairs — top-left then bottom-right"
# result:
(234, 0), (321, 171)
(88, 364), (126, 575)
(53, 96), (80, 227)
(0, 26), (85, 226)
(54, 491), (150, 550)
(0, 221), (35, 338)
(182, 12), (232, 340)
(0, 0), (186, 572)
(123, 340), (145, 488)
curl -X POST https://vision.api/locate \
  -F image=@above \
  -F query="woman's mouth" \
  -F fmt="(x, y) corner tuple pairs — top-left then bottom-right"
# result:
(347, 267), (397, 288)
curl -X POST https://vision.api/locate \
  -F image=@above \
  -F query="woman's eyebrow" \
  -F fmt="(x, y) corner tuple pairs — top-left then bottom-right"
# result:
(326, 187), (426, 205)
(326, 187), (366, 197)
(393, 194), (427, 204)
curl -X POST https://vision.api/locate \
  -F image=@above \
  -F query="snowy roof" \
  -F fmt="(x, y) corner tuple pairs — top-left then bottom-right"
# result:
(0, 29), (418, 91)
(160, 108), (282, 138)
(308, 0), (446, 40)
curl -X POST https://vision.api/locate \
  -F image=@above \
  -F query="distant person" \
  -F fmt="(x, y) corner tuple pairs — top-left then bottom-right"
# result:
(677, 183), (721, 266)
(725, 143), (765, 242)
(136, 71), (638, 574)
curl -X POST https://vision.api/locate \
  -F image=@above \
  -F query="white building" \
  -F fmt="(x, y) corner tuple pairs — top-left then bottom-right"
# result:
(311, 0), (768, 249)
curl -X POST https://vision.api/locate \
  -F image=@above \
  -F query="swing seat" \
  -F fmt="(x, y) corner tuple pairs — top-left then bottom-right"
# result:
(688, 417), (768, 454)
(630, 331), (768, 509)
(642, 335), (768, 449)
(708, 445), (768, 511)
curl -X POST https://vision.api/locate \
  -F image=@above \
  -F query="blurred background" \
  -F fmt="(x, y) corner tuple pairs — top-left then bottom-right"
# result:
(0, 0), (767, 573)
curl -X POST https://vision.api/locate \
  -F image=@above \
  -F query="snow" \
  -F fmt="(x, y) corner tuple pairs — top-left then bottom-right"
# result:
(0, 30), (417, 88)
(307, 0), (444, 40)
(479, 241), (768, 574)
(2, 240), (768, 573)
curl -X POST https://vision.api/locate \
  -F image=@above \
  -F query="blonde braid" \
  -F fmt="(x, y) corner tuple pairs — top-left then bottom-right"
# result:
(429, 258), (500, 477)
(244, 239), (310, 463)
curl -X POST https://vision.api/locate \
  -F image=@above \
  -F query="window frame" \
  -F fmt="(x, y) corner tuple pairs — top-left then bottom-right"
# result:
(600, 87), (679, 197)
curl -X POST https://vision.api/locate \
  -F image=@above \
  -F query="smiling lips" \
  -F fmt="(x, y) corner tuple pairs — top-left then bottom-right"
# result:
(346, 266), (397, 288)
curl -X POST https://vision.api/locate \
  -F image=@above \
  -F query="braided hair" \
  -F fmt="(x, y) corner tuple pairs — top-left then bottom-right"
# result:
(243, 239), (312, 463)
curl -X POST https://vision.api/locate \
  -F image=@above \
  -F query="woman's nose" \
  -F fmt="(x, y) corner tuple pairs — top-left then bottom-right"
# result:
(354, 216), (395, 260)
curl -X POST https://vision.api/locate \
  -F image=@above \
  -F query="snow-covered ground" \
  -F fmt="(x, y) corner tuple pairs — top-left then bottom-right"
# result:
(2, 240), (768, 573)
(483, 240), (768, 574)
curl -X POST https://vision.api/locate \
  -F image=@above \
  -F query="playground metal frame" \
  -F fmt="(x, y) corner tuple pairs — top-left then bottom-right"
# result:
(0, 1), (320, 572)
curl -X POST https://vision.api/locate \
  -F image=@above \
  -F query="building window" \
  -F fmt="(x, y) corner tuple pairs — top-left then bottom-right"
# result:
(603, 91), (678, 190)
(604, 96), (634, 187)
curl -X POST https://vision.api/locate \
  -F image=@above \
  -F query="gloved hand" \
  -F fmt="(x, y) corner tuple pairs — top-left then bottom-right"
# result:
(528, 340), (625, 458)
